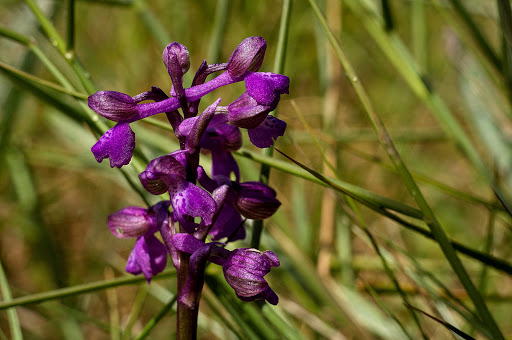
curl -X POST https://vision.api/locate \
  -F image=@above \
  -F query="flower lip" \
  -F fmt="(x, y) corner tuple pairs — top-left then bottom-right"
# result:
(245, 72), (290, 106)
(88, 91), (137, 122)
(227, 37), (267, 77)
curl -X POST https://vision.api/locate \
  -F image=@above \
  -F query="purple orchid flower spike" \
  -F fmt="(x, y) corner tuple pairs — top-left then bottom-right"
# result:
(108, 202), (171, 283)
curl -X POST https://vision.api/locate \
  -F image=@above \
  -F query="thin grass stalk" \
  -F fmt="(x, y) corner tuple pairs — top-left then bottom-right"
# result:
(317, 0), (341, 279)
(296, 98), (423, 338)
(121, 285), (149, 340)
(381, 0), (394, 31)
(134, 295), (177, 340)
(364, 282), (412, 340)
(0, 270), (175, 311)
(0, 260), (23, 340)
(344, 146), (501, 211)
(306, 1), (505, 337)
(105, 268), (121, 340)
(345, 198), (424, 339)
(250, 0), (291, 248)
(344, 0), (512, 216)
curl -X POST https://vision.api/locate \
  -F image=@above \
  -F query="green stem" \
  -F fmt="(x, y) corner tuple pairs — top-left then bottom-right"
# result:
(0, 270), (175, 310)
(0, 260), (23, 340)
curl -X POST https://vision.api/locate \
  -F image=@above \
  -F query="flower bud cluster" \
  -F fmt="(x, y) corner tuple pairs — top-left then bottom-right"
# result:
(91, 37), (287, 305)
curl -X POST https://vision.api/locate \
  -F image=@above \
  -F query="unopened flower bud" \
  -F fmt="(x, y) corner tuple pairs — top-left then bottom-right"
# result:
(223, 248), (279, 305)
(108, 207), (154, 238)
(227, 37), (267, 77)
(234, 181), (281, 220)
(163, 42), (191, 76)
(88, 91), (137, 121)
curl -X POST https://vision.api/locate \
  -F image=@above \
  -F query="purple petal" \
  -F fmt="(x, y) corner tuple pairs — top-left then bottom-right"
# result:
(200, 114), (242, 152)
(172, 233), (205, 254)
(247, 115), (286, 148)
(88, 91), (137, 121)
(197, 166), (218, 192)
(245, 72), (290, 106)
(227, 37), (267, 77)
(209, 203), (245, 241)
(169, 179), (217, 228)
(223, 248), (278, 300)
(126, 235), (167, 283)
(228, 92), (271, 129)
(211, 151), (240, 181)
(234, 181), (281, 220)
(91, 122), (135, 168)
(139, 153), (187, 194)
(108, 206), (152, 239)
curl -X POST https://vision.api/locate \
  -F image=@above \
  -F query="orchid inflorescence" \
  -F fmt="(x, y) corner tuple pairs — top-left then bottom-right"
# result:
(88, 37), (288, 308)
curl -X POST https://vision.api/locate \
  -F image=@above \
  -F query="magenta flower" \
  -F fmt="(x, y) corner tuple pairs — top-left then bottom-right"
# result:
(108, 202), (171, 283)
(172, 233), (280, 305)
(139, 151), (217, 233)
(223, 248), (280, 305)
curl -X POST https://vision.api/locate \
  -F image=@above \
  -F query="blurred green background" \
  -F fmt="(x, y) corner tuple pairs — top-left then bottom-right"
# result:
(1, 0), (512, 339)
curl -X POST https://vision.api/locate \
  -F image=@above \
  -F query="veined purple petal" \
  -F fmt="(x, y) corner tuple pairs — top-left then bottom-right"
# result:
(139, 154), (187, 194)
(223, 248), (279, 304)
(172, 233), (205, 254)
(228, 92), (271, 129)
(132, 86), (168, 103)
(108, 206), (153, 239)
(234, 181), (281, 220)
(88, 91), (137, 121)
(126, 235), (167, 283)
(91, 122), (135, 168)
(227, 37), (267, 77)
(169, 179), (217, 228)
(245, 72), (290, 106)
(247, 115), (287, 148)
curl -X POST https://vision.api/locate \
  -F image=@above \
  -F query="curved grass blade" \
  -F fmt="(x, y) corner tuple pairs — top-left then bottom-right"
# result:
(405, 304), (476, 340)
